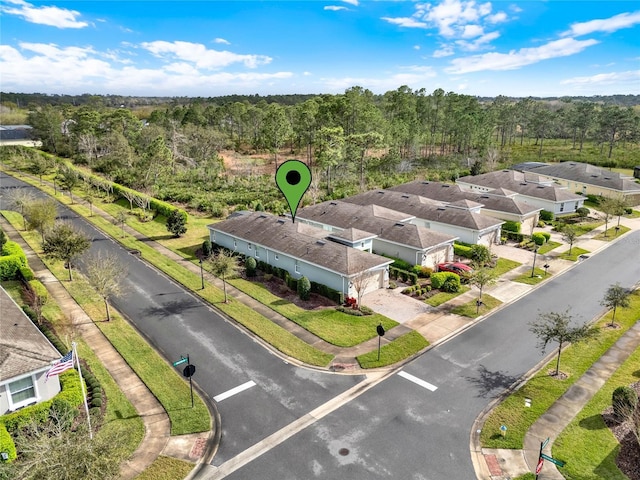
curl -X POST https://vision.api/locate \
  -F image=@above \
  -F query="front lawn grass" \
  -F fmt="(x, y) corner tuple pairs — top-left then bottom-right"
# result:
(537, 240), (562, 255)
(492, 258), (522, 276)
(424, 285), (471, 307)
(450, 294), (502, 318)
(357, 331), (429, 369)
(558, 247), (590, 262)
(512, 268), (550, 285)
(552, 346), (640, 480)
(134, 456), (194, 480)
(592, 225), (630, 241)
(480, 290), (640, 450)
(232, 278), (397, 347)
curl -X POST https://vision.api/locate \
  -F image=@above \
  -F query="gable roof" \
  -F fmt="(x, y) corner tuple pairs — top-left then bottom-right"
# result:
(297, 201), (458, 249)
(343, 189), (504, 231)
(514, 161), (640, 193)
(0, 286), (62, 382)
(388, 180), (539, 216)
(327, 227), (376, 243)
(209, 212), (392, 276)
(457, 171), (583, 202)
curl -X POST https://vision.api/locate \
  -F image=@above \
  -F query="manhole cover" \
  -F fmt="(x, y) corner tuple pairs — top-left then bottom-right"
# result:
(338, 448), (349, 456)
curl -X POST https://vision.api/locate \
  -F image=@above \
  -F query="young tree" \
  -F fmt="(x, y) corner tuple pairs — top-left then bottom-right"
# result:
(29, 155), (51, 184)
(114, 211), (127, 237)
(83, 190), (95, 217)
(468, 267), (497, 313)
(598, 196), (623, 237)
(166, 210), (187, 237)
(350, 263), (376, 310)
(57, 166), (81, 203)
(600, 283), (631, 328)
(85, 252), (127, 321)
(469, 244), (492, 267)
(529, 310), (598, 376)
(561, 225), (579, 255)
(24, 198), (57, 242)
(7, 188), (36, 230)
(207, 249), (239, 303)
(42, 222), (91, 281)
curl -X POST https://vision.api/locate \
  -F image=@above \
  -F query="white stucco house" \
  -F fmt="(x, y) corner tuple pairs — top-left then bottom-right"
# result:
(208, 211), (393, 298)
(0, 286), (62, 415)
(457, 170), (585, 217)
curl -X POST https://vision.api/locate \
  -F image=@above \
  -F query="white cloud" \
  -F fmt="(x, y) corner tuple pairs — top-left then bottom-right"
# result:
(414, 45), (421, 50)
(561, 70), (640, 87)
(0, 42), (293, 95)
(564, 11), (640, 37)
(0, 0), (88, 29)
(461, 24), (484, 38)
(381, 16), (428, 28)
(140, 40), (271, 69)
(320, 66), (436, 93)
(342, 0), (359, 5)
(433, 45), (455, 58)
(487, 12), (507, 24)
(456, 31), (500, 51)
(445, 37), (599, 74)
(324, 6), (347, 11)
(214, 38), (231, 45)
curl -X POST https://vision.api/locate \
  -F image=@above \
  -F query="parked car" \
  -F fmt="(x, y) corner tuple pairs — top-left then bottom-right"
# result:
(436, 262), (473, 275)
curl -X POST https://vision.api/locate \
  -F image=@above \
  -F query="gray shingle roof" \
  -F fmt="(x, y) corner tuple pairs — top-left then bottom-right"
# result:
(297, 201), (458, 249)
(514, 161), (640, 193)
(343, 189), (503, 231)
(457, 171), (583, 202)
(0, 286), (62, 382)
(327, 228), (376, 242)
(209, 212), (392, 276)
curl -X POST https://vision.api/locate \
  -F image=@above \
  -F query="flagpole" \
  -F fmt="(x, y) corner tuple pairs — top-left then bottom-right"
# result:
(72, 342), (93, 440)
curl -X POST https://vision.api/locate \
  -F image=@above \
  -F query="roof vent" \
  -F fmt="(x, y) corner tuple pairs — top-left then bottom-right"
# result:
(480, 195), (489, 199)
(329, 201), (338, 205)
(258, 214), (267, 218)
(394, 223), (404, 227)
(520, 182), (528, 185)
(442, 184), (450, 188)
(591, 174), (598, 178)
(277, 219), (285, 224)
(316, 240), (325, 246)
(604, 177), (611, 180)
(537, 185), (545, 189)
(421, 181), (429, 185)
(401, 195), (409, 198)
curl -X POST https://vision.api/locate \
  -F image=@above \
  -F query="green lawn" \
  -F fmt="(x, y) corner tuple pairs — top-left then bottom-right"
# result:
(480, 290), (640, 450)
(558, 247), (590, 262)
(231, 278), (398, 347)
(591, 225), (631, 241)
(424, 285), (471, 307)
(450, 294), (502, 318)
(537, 240), (562, 255)
(356, 331), (429, 369)
(493, 258), (522, 276)
(512, 267), (551, 284)
(134, 456), (194, 480)
(552, 346), (640, 480)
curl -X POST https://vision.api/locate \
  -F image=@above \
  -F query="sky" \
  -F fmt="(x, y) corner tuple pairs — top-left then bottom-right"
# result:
(1, 0), (639, 98)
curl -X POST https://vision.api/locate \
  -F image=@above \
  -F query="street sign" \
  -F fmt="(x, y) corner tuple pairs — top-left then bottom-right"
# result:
(376, 324), (385, 336)
(172, 357), (188, 367)
(183, 364), (196, 378)
(536, 458), (544, 474)
(541, 453), (565, 467)
(542, 437), (550, 449)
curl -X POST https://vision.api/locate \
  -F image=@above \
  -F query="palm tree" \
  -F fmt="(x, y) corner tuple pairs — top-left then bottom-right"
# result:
(208, 249), (240, 303)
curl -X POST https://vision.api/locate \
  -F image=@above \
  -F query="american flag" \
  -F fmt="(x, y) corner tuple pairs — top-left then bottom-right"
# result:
(46, 351), (74, 380)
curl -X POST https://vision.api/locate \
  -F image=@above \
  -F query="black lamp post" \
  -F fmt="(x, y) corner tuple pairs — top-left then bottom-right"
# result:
(199, 258), (205, 290)
(530, 246), (539, 278)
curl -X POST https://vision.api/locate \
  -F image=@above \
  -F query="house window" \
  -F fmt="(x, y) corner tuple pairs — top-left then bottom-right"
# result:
(295, 261), (300, 273)
(8, 376), (36, 407)
(560, 203), (564, 212)
(255, 247), (260, 258)
(233, 240), (237, 249)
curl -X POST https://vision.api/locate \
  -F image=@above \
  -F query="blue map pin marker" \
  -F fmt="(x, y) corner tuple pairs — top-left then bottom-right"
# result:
(275, 160), (311, 223)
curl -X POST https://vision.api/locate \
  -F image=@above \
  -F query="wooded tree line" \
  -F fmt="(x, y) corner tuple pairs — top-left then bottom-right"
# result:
(23, 86), (640, 216)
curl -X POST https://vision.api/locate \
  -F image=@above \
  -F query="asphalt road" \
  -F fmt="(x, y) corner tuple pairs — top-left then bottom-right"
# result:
(222, 230), (640, 479)
(0, 172), (364, 466)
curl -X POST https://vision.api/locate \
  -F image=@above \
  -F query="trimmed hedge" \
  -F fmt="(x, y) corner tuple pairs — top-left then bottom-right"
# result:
(531, 232), (546, 246)
(19, 265), (35, 281)
(504, 231), (525, 242)
(431, 271), (460, 290)
(27, 279), (49, 305)
(453, 243), (473, 258)
(502, 220), (521, 233)
(540, 210), (554, 222)
(0, 241), (27, 280)
(0, 423), (17, 463)
(389, 267), (418, 285)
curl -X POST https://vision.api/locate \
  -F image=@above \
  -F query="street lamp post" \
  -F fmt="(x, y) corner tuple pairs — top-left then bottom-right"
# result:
(530, 246), (539, 278)
(199, 258), (205, 290)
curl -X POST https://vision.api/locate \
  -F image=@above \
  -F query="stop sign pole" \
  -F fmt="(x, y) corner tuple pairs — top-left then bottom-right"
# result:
(376, 323), (385, 361)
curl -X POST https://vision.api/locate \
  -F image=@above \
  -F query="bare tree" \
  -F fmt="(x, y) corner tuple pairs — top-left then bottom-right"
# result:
(133, 192), (151, 218)
(484, 147), (500, 172)
(114, 211), (127, 237)
(6, 188), (35, 230)
(120, 189), (136, 210)
(349, 255), (378, 309)
(84, 252), (127, 321)
(529, 310), (598, 376)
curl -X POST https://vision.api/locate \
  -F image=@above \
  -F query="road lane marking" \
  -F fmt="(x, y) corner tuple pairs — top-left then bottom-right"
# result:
(398, 371), (438, 392)
(214, 380), (256, 402)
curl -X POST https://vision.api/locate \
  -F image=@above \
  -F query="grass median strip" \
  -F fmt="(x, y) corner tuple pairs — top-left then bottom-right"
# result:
(424, 285), (470, 307)
(480, 290), (640, 450)
(558, 247), (590, 262)
(357, 331), (429, 369)
(1, 210), (210, 435)
(513, 267), (551, 285)
(450, 294), (502, 318)
(552, 346), (640, 480)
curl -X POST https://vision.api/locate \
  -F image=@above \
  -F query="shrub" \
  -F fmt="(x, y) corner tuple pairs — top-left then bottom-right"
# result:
(504, 231), (525, 242)
(453, 243), (473, 258)
(537, 220), (546, 228)
(412, 265), (433, 278)
(245, 257), (257, 277)
(576, 207), (590, 218)
(540, 210), (554, 222)
(90, 398), (103, 408)
(27, 279), (48, 305)
(359, 305), (374, 315)
(469, 245), (491, 265)
(166, 210), (188, 237)
(624, 207), (632, 215)
(201, 240), (212, 258)
(502, 220), (521, 233)
(431, 271), (460, 290)
(540, 232), (551, 243)
(612, 386), (638, 421)
(49, 397), (78, 428)
(441, 275), (461, 293)
(586, 194), (601, 205)
(297, 276), (311, 300)
(336, 306), (364, 316)
(0, 241), (27, 280)
(0, 423), (16, 463)
(19, 265), (35, 281)
(531, 232), (546, 246)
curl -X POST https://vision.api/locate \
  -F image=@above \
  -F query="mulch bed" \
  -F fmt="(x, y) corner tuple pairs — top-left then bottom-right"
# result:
(248, 272), (337, 311)
(602, 380), (640, 480)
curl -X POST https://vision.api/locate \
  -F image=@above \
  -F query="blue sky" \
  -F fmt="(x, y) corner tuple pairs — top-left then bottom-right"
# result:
(1, 0), (639, 97)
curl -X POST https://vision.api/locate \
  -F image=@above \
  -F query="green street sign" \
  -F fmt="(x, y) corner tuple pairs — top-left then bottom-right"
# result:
(542, 437), (550, 449)
(172, 358), (188, 367)
(541, 453), (565, 467)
